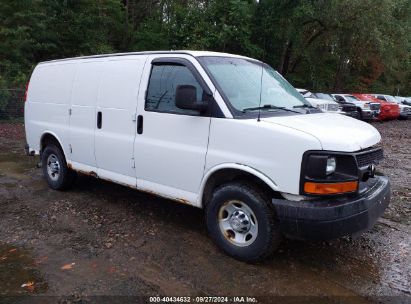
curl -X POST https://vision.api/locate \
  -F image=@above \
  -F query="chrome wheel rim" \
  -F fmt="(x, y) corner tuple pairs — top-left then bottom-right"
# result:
(46, 154), (60, 181)
(218, 200), (258, 247)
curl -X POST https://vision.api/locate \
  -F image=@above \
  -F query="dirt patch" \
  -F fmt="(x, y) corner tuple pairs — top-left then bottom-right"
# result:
(0, 243), (48, 296)
(0, 122), (26, 140)
(0, 121), (410, 303)
(371, 120), (411, 224)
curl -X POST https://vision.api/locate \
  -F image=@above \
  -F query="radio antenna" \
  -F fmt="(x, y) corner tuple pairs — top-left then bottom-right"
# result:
(257, 63), (264, 122)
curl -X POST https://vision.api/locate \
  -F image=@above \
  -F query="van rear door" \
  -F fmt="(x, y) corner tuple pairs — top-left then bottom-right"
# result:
(94, 57), (147, 187)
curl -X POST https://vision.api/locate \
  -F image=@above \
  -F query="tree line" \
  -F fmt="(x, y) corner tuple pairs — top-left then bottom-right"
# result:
(1, 0), (410, 97)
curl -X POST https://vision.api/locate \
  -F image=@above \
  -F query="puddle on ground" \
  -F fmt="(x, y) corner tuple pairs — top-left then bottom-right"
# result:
(380, 239), (411, 295)
(0, 161), (29, 176)
(0, 243), (48, 295)
(0, 153), (39, 181)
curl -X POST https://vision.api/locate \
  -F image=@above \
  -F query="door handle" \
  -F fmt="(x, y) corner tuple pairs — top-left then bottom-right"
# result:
(137, 115), (143, 134)
(97, 111), (102, 129)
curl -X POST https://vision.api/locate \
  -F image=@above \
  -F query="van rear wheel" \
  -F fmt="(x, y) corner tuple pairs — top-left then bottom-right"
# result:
(41, 144), (76, 190)
(205, 182), (282, 262)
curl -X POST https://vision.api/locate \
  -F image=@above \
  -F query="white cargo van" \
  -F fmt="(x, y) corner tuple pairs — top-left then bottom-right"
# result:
(25, 51), (390, 261)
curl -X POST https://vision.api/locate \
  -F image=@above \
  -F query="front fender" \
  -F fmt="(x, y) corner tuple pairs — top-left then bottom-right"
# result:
(197, 163), (279, 207)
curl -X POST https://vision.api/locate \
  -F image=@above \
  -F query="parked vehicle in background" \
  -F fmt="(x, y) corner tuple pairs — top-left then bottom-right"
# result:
(333, 94), (380, 121)
(352, 94), (400, 121)
(372, 94), (411, 120)
(296, 88), (313, 98)
(24, 51), (391, 262)
(395, 96), (405, 102)
(313, 93), (359, 118)
(296, 89), (342, 114)
(395, 96), (411, 106)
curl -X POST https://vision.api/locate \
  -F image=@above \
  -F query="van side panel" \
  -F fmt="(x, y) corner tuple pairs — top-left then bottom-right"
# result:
(25, 63), (77, 155)
(94, 58), (147, 186)
(69, 61), (103, 168)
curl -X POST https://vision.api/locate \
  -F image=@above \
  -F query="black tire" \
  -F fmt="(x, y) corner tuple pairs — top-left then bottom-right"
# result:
(205, 182), (282, 262)
(357, 109), (363, 120)
(41, 144), (76, 190)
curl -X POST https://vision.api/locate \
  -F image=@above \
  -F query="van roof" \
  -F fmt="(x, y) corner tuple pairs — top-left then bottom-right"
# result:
(39, 50), (254, 64)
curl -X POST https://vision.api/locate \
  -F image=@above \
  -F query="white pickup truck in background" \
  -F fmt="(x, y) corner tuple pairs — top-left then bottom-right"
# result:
(333, 94), (380, 120)
(296, 88), (342, 114)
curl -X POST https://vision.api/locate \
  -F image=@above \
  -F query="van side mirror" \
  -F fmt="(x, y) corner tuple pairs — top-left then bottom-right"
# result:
(175, 85), (208, 113)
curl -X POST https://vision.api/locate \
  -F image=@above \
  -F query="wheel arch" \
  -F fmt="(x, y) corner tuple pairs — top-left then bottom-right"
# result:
(198, 164), (280, 208)
(40, 132), (67, 160)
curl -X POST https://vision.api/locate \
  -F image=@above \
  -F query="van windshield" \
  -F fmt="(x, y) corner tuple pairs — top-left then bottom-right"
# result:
(199, 57), (309, 115)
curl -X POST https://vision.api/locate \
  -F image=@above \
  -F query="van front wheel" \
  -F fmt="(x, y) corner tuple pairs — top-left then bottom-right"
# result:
(41, 144), (76, 190)
(205, 182), (282, 262)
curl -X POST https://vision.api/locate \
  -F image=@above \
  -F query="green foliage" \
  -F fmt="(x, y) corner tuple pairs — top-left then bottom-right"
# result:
(0, 0), (127, 87)
(0, 0), (410, 95)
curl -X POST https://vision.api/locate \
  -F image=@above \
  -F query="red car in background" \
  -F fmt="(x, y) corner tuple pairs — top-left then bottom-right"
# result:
(351, 94), (400, 121)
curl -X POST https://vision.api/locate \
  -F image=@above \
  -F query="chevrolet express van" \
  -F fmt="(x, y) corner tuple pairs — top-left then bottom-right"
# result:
(25, 51), (390, 262)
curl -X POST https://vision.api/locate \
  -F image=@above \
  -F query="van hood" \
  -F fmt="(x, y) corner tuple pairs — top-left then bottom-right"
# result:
(262, 113), (381, 152)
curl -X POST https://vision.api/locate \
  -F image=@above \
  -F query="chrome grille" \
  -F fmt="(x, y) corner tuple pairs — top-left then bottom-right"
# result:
(355, 148), (384, 168)
(370, 103), (380, 111)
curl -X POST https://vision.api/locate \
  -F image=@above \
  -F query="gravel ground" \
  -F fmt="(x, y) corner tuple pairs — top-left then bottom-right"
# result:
(0, 120), (410, 304)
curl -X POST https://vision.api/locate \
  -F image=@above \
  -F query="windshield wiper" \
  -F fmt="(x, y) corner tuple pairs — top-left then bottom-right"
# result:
(293, 104), (316, 109)
(242, 104), (300, 114)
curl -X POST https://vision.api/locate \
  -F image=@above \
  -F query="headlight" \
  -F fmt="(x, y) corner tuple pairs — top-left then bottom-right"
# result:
(302, 152), (359, 195)
(364, 103), (370, 109)
(326, 157), (336, 175)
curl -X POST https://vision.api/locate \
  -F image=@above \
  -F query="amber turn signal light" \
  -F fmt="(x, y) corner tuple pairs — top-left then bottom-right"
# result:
(304, 181), (358, 195)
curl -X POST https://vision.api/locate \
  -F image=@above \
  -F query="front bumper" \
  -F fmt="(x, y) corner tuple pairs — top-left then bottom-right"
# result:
(342, 110), (360, 118)
(361, 109), (376, 120)
(272, 176), (390, 240)
(399, 111), (411, 119)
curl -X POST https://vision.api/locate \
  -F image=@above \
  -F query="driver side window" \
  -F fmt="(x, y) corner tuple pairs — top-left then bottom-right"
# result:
(145, 64), (203, 115)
